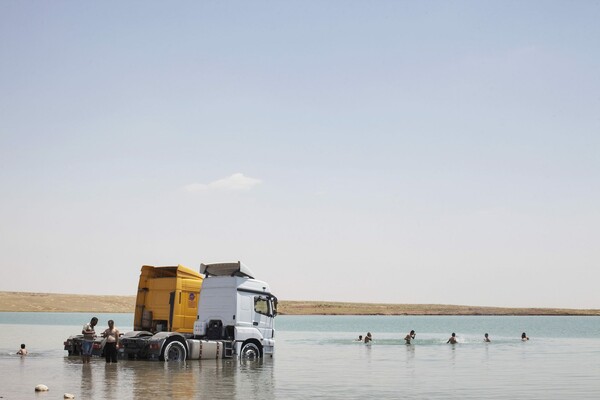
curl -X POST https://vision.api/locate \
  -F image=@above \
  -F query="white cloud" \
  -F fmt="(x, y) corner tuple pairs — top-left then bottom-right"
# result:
(184, 173), (262, 193)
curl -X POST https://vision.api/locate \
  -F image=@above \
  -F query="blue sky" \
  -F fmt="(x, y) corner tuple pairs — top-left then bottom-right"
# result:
(1, 1), (599, 308)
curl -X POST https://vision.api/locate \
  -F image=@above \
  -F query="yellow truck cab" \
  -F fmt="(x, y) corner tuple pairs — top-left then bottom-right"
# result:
(134, 265), (203, 333)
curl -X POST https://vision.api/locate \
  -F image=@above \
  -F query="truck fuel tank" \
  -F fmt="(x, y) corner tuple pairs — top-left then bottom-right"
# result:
(187, 339), (223, 359)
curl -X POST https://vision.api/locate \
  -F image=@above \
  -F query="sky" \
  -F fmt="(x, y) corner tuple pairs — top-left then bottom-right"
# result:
(1, 1), (599, 309)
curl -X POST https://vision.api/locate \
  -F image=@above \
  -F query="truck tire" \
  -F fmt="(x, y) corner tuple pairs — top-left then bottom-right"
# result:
(160, 339), (187, 362)
(240, 340), (262, 359)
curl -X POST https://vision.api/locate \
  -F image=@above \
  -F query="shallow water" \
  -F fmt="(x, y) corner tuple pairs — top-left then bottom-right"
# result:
(1, 313), (599, 399)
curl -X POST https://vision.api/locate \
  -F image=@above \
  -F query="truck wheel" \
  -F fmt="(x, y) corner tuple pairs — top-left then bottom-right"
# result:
(161, 339), (187, 362)
(240, 341), (262, 359)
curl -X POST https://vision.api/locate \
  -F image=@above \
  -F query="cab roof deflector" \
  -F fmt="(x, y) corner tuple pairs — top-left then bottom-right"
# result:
(200, 261), (256, 279)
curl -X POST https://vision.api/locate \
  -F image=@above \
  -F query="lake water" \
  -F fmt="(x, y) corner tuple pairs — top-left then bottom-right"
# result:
(1, 313), (599, 399)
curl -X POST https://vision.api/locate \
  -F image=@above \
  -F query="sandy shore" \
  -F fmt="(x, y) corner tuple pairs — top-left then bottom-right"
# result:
(1, 291), (599, 315)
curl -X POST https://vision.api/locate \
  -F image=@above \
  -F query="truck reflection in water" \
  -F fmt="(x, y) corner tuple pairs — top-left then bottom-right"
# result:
(75, 358), (274, 400)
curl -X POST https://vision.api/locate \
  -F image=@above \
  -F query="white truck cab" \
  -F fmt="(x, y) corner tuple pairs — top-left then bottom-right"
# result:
(191, 262), (278, 359)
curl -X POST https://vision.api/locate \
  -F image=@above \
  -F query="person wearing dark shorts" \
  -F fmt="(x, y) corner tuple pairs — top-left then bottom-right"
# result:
(102, 319), (120, 363)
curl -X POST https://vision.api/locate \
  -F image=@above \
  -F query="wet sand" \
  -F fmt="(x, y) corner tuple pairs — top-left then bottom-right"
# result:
(1, 291), (598, 315)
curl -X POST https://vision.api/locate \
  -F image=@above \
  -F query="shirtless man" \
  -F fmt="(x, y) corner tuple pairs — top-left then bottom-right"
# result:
(405, 330), (416, 344)
(447, 332), (458, 344)
(364, 332), (372, 343)
(102, 320), (120, 363)
(484, 333), (491, 342)
(17, 343), (28, 356)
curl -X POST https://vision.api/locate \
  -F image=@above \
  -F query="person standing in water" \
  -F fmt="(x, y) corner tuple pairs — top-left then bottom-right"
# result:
(447, 333), (458, 344)
(484, 333), (491, 342)
(102, 319), (120, 363)
(364, 332), (372, 343)
(521, 332), (529, 341)
(405, 330), (416, 344)
(81, 317), (98, 363)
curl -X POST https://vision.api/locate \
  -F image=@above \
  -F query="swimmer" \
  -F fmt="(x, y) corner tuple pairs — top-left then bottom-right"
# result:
(355, 335), (363, 342)
(484, 333), (491, 342)
(521, 332), (529, 341)
(447, 333), (458, 344)
(364, 332), (372, 343)
(405, 330), (416, 344)
(17, 343), (28, 356)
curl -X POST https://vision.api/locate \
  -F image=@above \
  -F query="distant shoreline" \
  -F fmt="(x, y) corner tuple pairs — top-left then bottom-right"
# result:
(1, 291), (599, 316)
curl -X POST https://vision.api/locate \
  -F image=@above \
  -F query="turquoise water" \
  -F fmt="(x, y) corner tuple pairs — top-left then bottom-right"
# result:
(0, 313), (599, 399)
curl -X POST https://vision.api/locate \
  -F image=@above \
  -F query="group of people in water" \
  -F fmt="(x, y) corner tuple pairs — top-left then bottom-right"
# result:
(81, 316), (120, 364)
(16, 316), (121, 361)
(355, 331), (531, 344)
(355, 332), (373, 343)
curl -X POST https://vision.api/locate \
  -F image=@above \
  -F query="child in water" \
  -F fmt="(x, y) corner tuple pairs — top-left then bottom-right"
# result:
(447, 333), (458, 344)
(17, 344), (28, 356)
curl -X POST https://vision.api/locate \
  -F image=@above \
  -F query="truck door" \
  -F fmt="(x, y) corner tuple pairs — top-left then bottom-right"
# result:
(253, 295), (274, 338)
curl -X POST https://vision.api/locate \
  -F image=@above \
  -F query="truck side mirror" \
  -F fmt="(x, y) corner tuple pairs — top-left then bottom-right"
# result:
(271, 298), (278, 317)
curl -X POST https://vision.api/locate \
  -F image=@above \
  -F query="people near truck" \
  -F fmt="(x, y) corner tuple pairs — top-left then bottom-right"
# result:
(102, 319), (120, 363)
(484, 333), (491, 342)
(364, 332), (372, 343)
(405, 330), (416, 344)
(81, 317), (98, 363)
(17, 343), (28, 356)
(447, 332), (458, 344)
(354, 335), (363, 342)
(521, 332), (529, 341)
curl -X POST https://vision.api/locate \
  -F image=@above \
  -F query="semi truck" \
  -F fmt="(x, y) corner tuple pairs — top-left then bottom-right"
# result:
(65, 261), (278, 361)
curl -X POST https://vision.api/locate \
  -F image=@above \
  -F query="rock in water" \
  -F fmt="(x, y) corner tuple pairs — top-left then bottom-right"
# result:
(64, 394), (75, 399)
(34, 384), (49, 391)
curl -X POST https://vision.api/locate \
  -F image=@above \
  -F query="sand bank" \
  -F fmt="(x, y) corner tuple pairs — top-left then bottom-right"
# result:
(1, 291), (598, 315)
